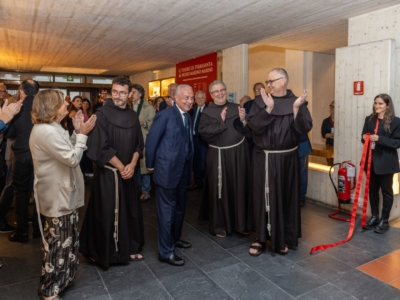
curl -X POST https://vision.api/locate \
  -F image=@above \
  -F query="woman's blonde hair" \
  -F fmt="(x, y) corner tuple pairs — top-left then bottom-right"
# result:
(31, 90), (65, 124)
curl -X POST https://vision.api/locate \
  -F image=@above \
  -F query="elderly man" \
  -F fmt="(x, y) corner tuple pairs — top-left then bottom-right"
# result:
(189, 90), (208, 190)
(199, 80), (250, 238)
(146, 84), (194, 266)
(246, 68), (312, 256)
(80, 76), (145, 268)
(159, 83), (178, 111)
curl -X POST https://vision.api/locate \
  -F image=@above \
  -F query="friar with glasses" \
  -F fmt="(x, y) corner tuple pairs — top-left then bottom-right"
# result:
(198, 80), (251, 239)
(80, 76), (145, 268)
(246, 68), (312, 257)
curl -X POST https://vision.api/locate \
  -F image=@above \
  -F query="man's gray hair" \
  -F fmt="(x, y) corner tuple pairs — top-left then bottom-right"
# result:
(168, 83), (178, 91)
(209, 80), (227, 93)
(268, 68), (289, 83)
(175, 84), (193, 97)
(195, 90), (206, 96)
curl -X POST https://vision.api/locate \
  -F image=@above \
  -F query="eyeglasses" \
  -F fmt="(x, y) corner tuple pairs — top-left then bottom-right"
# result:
(112, 89), (128, 96)
(211, 88), (226, 94)
(265, 77), (283, 85)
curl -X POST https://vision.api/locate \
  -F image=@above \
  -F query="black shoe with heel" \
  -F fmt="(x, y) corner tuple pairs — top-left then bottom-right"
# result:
(363, 215), (380, 230)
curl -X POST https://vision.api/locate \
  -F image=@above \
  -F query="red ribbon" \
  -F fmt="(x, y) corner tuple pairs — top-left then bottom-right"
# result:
(310, 118), (379, 254)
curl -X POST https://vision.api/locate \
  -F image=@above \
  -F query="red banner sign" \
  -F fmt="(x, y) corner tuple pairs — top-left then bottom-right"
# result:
(175, 52), (218, 102)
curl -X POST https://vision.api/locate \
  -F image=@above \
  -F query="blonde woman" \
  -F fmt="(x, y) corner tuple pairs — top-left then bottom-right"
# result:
(30, 90), (96, 300)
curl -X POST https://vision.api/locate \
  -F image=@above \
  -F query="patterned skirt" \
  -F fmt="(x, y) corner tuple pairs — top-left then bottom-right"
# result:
(39, 211), (79, 297)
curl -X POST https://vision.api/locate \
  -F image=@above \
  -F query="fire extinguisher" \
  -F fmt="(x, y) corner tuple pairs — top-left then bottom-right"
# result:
(329, 161), (356, 221)
(337, 162), (356, 204)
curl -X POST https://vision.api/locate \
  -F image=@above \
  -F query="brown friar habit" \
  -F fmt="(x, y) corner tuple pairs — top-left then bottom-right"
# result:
(79, 99), (144, 268)
(246, 90), (312, 251)
(198, 101), (250, 235)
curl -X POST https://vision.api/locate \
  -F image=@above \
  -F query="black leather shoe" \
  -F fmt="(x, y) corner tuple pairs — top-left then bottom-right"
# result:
(176, 240), (192, 249)
(8, 232), (28, 242)
(374, 218), (389, 234)
(160, 253), (185, 266)
(363, 215), (380, 230)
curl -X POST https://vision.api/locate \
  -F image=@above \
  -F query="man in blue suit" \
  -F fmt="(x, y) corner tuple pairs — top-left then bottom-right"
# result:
(145, 84), (194, 266)
(189, 90), (208, 190)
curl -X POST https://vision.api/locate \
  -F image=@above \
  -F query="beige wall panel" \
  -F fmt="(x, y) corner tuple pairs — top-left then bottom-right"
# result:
(222, 44), (248, 103)
(349, 4), (400, 111)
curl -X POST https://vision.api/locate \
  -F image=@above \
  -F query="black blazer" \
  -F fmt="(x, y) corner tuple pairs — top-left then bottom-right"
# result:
(361, 115), (400, 175)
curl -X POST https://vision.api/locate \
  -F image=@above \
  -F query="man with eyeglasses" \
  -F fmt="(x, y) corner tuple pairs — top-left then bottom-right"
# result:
(80, 76), (145, 267)
(246, 68), (312, 257)
(198, 80), (250, 239)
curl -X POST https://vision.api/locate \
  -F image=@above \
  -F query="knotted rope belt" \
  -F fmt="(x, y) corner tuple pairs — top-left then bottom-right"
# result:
(263, 146), (298, 236)
(209, 137), (245, 199)
(104, 165), (120, 252)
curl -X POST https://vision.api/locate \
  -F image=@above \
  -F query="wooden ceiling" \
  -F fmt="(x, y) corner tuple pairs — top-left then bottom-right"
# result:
(0, 0), (398, 75)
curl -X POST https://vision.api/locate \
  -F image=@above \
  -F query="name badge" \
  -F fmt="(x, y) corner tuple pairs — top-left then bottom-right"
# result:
(372, 142), (376, 150)
(331, 127), (334, 134)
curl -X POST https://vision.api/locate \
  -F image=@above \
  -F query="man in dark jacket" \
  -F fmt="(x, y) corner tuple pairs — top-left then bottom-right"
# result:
(6, 79), (40, 242)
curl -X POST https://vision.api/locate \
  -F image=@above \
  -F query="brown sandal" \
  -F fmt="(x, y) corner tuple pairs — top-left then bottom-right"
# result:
(249, 242), (263, 257)
(276, 244), (289, 255)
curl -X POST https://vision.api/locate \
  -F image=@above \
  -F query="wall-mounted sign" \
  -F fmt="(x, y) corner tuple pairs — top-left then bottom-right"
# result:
(354, 81), (364, 95)
(227, 92), (236, 103)
(67, 75), (74, 82)
(175, 52), (217, 102)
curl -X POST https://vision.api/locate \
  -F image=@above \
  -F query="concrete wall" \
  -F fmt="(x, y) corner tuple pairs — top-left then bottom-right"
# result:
(222, 44), (248, 103)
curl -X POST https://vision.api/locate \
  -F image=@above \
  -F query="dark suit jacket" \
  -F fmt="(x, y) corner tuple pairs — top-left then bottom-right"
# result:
(361, 115), (400, 174)
(145, 105), (194, 189)
(191, 104), (207, 135)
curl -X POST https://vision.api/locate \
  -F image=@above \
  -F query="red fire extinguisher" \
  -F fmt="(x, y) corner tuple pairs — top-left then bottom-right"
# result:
(337, 162), (356, 204)
(329, 161), (356, 221)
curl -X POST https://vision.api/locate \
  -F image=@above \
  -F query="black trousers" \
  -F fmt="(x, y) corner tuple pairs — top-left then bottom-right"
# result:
(12, 159), (38, 235)
(368, 166), (394, 219)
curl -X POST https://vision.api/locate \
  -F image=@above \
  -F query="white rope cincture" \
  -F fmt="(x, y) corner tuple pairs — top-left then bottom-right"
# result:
(104, 165), (119, 252)
(209, 137), (245, 199)
(263, 146), (298, 236)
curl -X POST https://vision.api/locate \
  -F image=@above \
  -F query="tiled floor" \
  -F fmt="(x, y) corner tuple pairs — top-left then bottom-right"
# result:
(1, 180), (400, 299)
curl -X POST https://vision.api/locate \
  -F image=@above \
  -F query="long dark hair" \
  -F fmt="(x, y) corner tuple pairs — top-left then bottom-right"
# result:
(370, 93), (395, 132)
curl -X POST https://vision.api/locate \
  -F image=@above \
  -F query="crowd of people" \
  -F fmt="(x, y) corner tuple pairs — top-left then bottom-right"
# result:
(0, 67), (399, 299)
